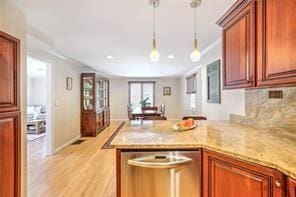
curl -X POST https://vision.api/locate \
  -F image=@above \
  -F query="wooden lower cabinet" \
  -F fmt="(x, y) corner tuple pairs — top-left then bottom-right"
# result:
(0, 112), (21, 197)
(287, 177), (296, 197)
(82, 110), (108, 137)
(202, 150), (285, 197)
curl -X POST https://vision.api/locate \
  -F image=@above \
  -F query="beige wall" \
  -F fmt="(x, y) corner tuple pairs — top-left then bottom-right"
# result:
(0, 0), (27, 196)
(53, 58), (86, 149)
(110, 77), (181, 120)
(180, 40), (245, 120)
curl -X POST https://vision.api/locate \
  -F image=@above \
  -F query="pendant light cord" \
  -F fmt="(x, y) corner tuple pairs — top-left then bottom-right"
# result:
(153, 1), (156, 39)
(194, 3), (197, 39)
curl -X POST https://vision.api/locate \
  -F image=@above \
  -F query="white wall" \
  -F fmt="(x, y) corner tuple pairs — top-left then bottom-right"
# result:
(0, 1), (27, 196)
(27, 77), (46, 106)
(110, 77), (181, 120)
(180, 39), (245, 120)
(27, 77), (32, 105)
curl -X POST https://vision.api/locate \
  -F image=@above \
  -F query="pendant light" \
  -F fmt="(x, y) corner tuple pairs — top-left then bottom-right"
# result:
(190, 0), (202, 62)
(149, 0), (160, 62)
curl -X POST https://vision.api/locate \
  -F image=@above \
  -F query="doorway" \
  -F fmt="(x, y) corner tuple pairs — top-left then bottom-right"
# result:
(26, 56), (54, 156)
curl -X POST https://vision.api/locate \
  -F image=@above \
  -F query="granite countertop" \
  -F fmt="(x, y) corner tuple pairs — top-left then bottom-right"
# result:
(110, 120), (296, 179)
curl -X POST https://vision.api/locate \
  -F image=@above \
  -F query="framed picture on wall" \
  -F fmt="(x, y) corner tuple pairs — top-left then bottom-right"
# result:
(66, 77), (73, 90)
(163, 87), (171, 96)
(207, 60), (221, 103)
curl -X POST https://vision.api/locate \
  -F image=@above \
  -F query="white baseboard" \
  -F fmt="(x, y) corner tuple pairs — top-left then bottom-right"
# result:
(54, 134), (81, 154)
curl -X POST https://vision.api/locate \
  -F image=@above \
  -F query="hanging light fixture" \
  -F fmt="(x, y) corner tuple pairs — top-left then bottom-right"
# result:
(190, 0), (202, 62)
(149, 0), (160, 62)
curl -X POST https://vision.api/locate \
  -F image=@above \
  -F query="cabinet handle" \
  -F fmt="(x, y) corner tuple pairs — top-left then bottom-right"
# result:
(275, 180), (281, 187)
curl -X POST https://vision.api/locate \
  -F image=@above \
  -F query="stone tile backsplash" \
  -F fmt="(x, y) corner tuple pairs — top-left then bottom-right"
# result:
(230, 87), (296, 132)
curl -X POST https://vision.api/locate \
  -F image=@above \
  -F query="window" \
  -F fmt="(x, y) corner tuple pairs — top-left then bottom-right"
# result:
(186, 93), (196, 111)
(186, 74), (196, 94)
(129, 81), (155, 108)
(186, 74), (197, 111)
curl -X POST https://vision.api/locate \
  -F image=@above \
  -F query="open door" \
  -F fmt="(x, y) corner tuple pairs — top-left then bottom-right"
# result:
(0, 31), (21, 197)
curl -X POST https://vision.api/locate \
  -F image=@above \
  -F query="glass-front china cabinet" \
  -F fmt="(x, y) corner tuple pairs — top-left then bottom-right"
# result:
(81, 73), (110, 136)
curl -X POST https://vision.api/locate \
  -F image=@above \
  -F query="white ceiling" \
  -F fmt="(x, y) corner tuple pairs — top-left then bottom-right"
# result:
(21, 0), (234, 77)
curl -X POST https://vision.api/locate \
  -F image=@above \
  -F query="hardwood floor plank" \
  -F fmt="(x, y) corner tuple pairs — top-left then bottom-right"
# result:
(27, 121), (122, 197)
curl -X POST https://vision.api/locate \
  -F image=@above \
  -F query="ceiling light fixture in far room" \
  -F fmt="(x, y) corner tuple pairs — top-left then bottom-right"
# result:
(190, 0), (202, 62)
(149, 0), (160, 62)
(168, 54), (175, 59)
(107, 55), (115, 60)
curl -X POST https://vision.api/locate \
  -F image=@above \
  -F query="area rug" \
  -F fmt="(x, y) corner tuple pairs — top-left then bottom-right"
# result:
(27, 133), (46, 141)
(101, 121), (125, 149)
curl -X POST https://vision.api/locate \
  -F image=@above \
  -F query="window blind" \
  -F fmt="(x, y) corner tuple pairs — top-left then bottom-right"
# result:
(186, 74), (196, 94)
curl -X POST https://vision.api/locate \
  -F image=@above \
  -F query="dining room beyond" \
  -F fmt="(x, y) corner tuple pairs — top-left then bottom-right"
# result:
(109, 78), (181, 120)
(127, 105), (166, 120)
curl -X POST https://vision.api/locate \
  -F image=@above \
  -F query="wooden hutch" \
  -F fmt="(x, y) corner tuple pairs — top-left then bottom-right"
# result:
(81, 73), (110, 137)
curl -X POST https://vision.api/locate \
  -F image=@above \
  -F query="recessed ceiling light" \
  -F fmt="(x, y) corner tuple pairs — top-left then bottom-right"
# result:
(107, 55), (115, 60)
(168, 54), (175, 59)
(37, 68), (44, 71)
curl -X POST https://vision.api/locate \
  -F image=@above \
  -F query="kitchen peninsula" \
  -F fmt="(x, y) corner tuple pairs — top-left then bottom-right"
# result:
(111, 120), (296, 197)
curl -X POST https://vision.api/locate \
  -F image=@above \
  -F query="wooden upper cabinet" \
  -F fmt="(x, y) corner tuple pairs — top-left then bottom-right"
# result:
(256, 0), (296, 86)
(287, 177), (296, 197)
(203, 150), (285, 197)
(0, 31), (20, 113)
(217, 0), (256, 89)
(218, 0), (296, 89)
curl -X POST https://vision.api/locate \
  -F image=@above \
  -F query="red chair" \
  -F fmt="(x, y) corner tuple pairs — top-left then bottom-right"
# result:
(182, 116), (207, 120)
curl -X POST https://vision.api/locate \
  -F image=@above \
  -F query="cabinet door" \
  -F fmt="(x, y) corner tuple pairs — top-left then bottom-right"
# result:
(287, 177), (296, 197)
(219, 1), (256, 89)
(203, 150), (284, 197)
(0, 31), (20, 113)
(81, 113), (96, 136)
(257, 0), (296, 86)
(0, 112), (21, 197)
(106, 109), (110, 126)
(96, 111), (105, 132)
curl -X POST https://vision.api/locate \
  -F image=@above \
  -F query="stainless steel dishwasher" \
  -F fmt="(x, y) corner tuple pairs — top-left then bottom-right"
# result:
(121, 150), (201, 197)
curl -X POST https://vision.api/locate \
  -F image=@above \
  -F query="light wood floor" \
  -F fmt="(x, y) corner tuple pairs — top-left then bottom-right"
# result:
(27, 121), (122, 197)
